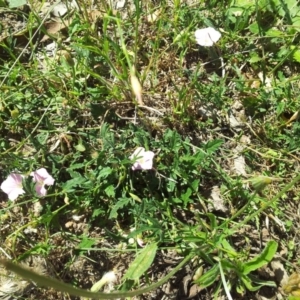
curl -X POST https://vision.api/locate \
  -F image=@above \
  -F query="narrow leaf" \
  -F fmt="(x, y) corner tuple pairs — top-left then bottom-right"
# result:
(241, 275), (260, 291)
(195, 264), (219, 288)
(243, 241), (278, 275)
(123, 243), (158, 280)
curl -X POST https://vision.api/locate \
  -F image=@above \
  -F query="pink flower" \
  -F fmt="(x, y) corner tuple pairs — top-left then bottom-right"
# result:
(129, 147), (154, 171)
(30, 168), (54, 197)
(1, 173), (25, 201)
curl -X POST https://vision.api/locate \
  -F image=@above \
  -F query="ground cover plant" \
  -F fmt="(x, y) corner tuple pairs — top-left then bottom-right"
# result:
(0, 0), (300, 299)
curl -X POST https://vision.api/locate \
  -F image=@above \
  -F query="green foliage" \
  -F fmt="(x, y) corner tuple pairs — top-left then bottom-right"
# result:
(76, 237), (96, 256)
(195, 241), (278, 294)
(123, 243), (158, 281)
(196, 264), (219, 288)
(242, 241), (278, 274)
(6, 0), (26, 8)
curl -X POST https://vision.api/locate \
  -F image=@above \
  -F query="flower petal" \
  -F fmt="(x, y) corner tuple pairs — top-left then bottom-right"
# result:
(8, 189), (25, 201)
(130, 147), (146, 159)
(195, 27), (221, 46)
(1, 173), (25, 201)
(130, 148), (154, 170)
(31, 168), (55, 186)
(35, 183), (47, 197)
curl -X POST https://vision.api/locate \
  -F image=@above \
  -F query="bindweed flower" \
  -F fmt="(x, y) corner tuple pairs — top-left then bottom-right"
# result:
(195, 27), (221, 46)
(91, 271), (117, 292)
(30, 168), (54, 197)
(1, 173), (25, 201)
(137, 236), (145, 247)
(102, 271), (117, 284)
(129, 147), (155, 171)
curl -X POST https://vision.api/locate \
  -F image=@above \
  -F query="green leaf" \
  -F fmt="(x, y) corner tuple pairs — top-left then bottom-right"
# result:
(76, 237), (96, 255)
(249, 53), (261, 63)
(233, 0), (255, 8)
(293, 49), (300, 63)
(123, 243), (158, 281)
(7, 0), (26, 8)
(221, 239), (238, 258)
(236, 281), (245, 295)
(243, 241), (278, 275)
(191, 179), (200, 192)
(207, 213), (217, 229)
(75, 143), (86, 152)
(109, 197), (132, 219)
(265, 28), (284, 37)
(98, 167), (113, 179)
(204, 139), (223, 154)
(249, 275), (277, 288)
(105, 185), (115, 197)
(181, 188), (192, 206)
(241, 274), (276, 291)
(241, 275), (261, 291)
(292, 16), (300, 32)
(62, 177), (87, 192)
(195, 264), (219, 288)
(129, 193), (142, 203)
(248, 23), (259, 34)
(92, 208), (104, 218)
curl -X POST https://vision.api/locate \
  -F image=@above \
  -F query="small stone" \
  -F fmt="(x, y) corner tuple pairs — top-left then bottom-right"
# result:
(52, 2), (68, 17)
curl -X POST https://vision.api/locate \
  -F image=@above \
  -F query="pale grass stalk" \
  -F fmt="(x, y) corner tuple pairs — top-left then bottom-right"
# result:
(219, 261), (233, 300)
(0, 253), (194, 299)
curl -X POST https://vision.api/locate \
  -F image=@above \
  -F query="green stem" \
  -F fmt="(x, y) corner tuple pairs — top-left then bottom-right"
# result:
(0, 252), (193, 299)
(231, 173), (300, 232)
(220, 191), (257, 229)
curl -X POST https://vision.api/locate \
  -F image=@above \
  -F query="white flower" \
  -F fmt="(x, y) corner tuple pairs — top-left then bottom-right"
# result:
(195, 27), (221, 46)
(102, 271), (117, 284)
(129, 147), (155, 171)
(1, 173), (25, 201)
(90, 271), (117, 292)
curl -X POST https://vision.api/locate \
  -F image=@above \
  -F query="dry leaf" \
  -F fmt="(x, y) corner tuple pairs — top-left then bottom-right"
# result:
(233, 137), (250, 177)
(88, 10), (104, 22)
(283, 273), (300, 295)
(285, 110), (299, 126)
(234, 154), (246, 176)
(41, 20), (66, 42)
(65, 221), (74, 228)
(258, 71), (272, 92)
(130, 68), (143, 105)
(188, 284), (202, 299)
(208, 185), (228, 213)
(228, 110), (241, 128)
(146, 9), (161, 23)
(55, 50), (74, 66)
(270, 260), (288, 286)
(40, 17), (73, 43)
